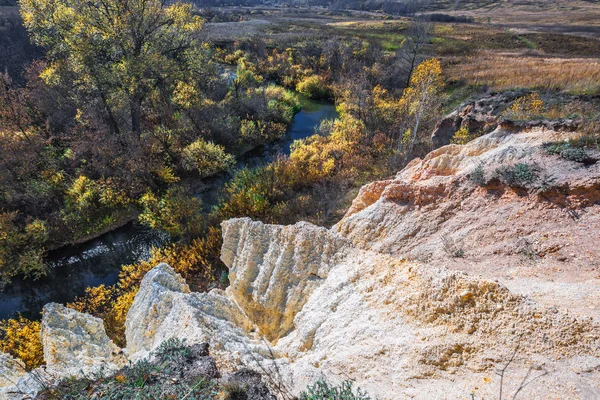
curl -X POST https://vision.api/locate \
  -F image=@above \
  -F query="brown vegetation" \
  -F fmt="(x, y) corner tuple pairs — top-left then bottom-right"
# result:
(447, 52), (600, 94)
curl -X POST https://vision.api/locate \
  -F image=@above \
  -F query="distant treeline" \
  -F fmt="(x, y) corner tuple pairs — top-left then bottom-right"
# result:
(423, 13), (474, 22)
(190, 0), (437, 15)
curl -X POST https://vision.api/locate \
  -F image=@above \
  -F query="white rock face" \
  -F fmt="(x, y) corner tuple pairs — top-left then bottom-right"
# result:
(124, 217), (600, 399)
(0, 352), (27, 399)
(41, 303), (125, 376)
(0, 304), (126, 399)
(125, 263), (266, 368)
(0, 352), (26, 388)
(221, 218), (349, 341)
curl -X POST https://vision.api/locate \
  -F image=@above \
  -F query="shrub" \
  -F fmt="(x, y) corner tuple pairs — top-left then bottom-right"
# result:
(264, 85), (301, 122)
(296, 75), (332, 100)
(181, 139), (235, 178)
(559, 147), (593, 164)
(0, 212), (48, 287)
(300, 380), (371, 400)
(240, 119), (287, 143)
(138, 187), (204, 239)
(451, 126), (471, 145)
(469, 164), (487, 186)
(61, 176), (133, 238)
(214, 164), (286, 224)
(0, 316), (44, 370)
(495, 163), (538, 188)
(502, 92), (543, 120)
(544, 141), (597, 165)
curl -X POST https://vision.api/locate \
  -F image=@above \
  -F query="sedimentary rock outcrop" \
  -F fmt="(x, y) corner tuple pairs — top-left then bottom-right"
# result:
(122, 217), (600, 399)
(41, 303), (125, 376)
(336, 124), (600, 319)
(0, 304), (125, 399)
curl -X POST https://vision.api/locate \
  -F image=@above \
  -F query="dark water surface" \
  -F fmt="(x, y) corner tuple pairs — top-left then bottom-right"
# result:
(0, 96), (336, 320)
(0, 224), (169, 320)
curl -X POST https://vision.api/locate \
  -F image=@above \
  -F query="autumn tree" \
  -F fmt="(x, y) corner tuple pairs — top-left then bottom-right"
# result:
(399, 58), (444, 158)
(19, 0), (205, 137)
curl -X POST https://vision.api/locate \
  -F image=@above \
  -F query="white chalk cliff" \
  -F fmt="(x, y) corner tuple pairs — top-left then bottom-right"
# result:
(2, 125), (600, 399)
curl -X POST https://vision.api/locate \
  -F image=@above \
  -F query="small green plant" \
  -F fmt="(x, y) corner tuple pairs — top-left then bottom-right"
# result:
(300, 380), (371, 400)
(560, 147), (590, 163)
(469, 163), (487, 186)
(153, 338), (191, 366)
(544, 141), (596, 165)
(495, 163), (538, 188)
(537, 173), (557, 193)
(219, 271), (230, 288)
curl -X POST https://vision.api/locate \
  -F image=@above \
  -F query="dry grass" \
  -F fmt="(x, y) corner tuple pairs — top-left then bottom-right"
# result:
(447, 52), (600, 94)
(425, 0), (600, 27)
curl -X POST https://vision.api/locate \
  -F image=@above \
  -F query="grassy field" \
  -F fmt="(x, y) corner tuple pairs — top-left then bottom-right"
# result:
(447, 52), (600, 94)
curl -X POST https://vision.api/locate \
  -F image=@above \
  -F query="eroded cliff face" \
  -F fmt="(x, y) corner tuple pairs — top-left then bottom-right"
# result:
(118, 216), (599, 399)
(3, 124), (600, 399)
(335, 125), (600, 319)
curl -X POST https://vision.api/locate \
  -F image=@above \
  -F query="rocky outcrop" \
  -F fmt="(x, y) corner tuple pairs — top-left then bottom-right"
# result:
(221, 219), (349, 341)
(120, 218), (600, 399)
(431, 91), (523, 147)
(0, 353), (26, 396)
(336, 124), (600, 321)
(431, 91), (580, 147)
(125, 263), (262, 367)
(41, 303), (125, 376)
(0, 304), (126, 399)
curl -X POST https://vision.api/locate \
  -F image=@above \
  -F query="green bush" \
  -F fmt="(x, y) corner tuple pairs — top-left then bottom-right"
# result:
(544, 141), (596, 164)
(181, 139), (235, 178)
(296, 75), (332, 100)
(494, 163), (538, 188)
(213, 164), (286, 224)
(300, 380), (371, 400)
(0, 213), (48, 287)
(559, 147), (592, 163)
(469, 164), (486, 186)
(138, 188), (204, 239)
(60, 176), (133, 239)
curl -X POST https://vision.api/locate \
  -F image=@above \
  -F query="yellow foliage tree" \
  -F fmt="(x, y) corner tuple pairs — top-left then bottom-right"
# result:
(20, 0), (204, 136)
(503, 92), (544, 120)
(399, 58), (444, 156)
(0, 316), (44, 370)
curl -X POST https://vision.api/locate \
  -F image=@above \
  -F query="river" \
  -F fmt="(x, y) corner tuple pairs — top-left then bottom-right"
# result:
(0, 95), (337, 320)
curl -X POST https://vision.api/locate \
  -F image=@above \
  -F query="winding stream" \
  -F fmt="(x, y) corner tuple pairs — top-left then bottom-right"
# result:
(0, 96), (337, 320)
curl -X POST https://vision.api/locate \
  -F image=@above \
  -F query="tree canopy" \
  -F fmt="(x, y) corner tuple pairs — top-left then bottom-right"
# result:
(19, 0), (205, 136)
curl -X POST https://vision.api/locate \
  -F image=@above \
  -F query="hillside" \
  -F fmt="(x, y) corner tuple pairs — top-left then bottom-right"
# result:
(2, 117), (599, 399)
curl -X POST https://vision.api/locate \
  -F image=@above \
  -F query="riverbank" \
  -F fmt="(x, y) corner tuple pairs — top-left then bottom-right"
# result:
(0, 96), (337, 321)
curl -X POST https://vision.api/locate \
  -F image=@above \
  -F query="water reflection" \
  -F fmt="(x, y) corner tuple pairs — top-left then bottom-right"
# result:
(0, 223), (169, 320)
